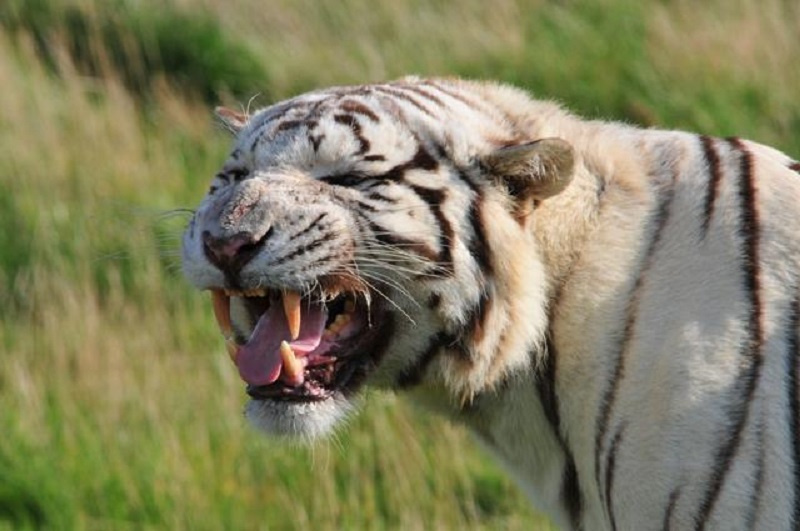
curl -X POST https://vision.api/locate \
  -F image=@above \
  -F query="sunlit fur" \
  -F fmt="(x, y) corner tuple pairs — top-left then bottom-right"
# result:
(183, 78), (800, 530)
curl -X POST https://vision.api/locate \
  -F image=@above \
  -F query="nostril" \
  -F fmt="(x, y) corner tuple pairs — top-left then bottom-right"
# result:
(203, 231), (249, 261)
(201, 228), (272, 273)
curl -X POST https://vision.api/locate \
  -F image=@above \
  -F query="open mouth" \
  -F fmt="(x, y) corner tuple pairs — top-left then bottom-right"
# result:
(210, 286), (387, 402)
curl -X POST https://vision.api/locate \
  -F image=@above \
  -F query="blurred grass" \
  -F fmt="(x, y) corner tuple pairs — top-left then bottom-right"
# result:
(0, 0), (797, 529)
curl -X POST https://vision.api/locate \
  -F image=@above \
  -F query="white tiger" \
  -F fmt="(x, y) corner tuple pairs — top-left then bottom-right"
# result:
(181, 77), (800, 530)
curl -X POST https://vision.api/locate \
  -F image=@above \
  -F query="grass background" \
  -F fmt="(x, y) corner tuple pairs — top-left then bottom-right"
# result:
(0, 0), (797, 529)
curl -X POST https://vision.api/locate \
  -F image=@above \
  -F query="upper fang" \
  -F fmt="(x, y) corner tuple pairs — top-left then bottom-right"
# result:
(283, 290), (302, 340)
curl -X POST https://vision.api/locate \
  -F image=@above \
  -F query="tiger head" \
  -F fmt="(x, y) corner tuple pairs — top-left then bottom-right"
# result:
(182, 79), (575, 439)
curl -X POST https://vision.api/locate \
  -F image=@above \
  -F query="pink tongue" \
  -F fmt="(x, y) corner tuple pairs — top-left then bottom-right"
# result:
(236, 300), (328, 386)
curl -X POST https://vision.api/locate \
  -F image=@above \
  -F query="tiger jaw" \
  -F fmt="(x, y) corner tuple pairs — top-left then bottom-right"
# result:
(208, 286), (392, 402)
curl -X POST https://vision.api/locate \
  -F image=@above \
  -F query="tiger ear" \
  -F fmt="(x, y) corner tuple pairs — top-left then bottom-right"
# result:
(485, 138), (575, 203)
(215, 106), (248, 134)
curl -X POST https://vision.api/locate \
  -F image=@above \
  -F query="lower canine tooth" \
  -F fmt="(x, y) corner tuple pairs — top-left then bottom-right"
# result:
(280, 341), (303, 383)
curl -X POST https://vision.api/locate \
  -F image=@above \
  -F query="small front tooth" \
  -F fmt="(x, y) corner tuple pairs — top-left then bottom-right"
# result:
(211, 290), (233, 337)
(225, 338), (239, 363)
(280, 341), (304, 384)
(283, 290), (302, 341)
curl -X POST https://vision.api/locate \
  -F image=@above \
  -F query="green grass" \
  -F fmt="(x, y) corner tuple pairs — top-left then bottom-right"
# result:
(0, 0), (798, 529)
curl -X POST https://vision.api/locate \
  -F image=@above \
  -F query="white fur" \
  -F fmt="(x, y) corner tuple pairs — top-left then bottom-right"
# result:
(183, 79), (800, 530)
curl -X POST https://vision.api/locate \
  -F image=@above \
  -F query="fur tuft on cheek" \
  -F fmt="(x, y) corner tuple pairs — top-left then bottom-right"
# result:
(437, 188), (549, 404)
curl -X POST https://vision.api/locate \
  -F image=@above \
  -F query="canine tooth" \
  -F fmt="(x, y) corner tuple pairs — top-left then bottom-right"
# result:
(211, 290), (233, 337)
(280, 341), (303, 383)
(225, 338), (239, 363)
(283, 290), (302, 340)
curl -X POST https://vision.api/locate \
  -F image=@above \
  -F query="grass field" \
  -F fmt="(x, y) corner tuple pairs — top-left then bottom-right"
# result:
(1, 0), (798, 529)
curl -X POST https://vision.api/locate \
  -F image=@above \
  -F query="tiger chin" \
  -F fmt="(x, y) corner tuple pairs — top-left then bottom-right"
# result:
(182, 78), (800, 530)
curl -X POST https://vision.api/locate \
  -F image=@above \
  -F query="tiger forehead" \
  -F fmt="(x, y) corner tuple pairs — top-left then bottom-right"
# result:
(229, 80), (517, 175)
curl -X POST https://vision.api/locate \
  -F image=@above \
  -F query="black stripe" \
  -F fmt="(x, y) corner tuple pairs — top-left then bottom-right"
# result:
(373, 86), (437, 116)
(293, 213), (327, 240)
(423, 81), (499, 119)
(562, 456), (583, 530)
(395, 83), (446, 107)
(788, 287), (800, 528)
(790, 162), (800, 175)
(700, 135), (723, 238)
(333, 114), (370, 155)
(396, 332), (450, 388)
(537, 338), (584, 528)
(466, 186), (494, 276)
(409, 185), (453, 274)
(463, 291), (492, 344)
(367, 221), (439, 263)
(662, 488), (681, 531)
(594, 182), (676, 498)
(381, 145), (439, 182)
(605, 425), (626, 531)
(272, 231), (337, 265)
(537, 338), (562, 432)
(694, 137), (763, 530)
(366, 191), (396, 204)
(338, 100), (380, 122)
(319, 174), (369, 188)
(745, 421), (765, 529)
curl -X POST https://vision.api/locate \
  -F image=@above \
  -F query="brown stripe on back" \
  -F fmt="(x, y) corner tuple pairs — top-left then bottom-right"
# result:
(790, 162), (800, 175)
(594, 180), (676, 501)
(700, 135), (724, 239)
(694, 137), (764, 530)
(787, 286), (800, 527)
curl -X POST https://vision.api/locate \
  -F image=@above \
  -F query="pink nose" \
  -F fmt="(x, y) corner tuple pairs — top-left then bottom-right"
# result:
(202, 230), (262, 273)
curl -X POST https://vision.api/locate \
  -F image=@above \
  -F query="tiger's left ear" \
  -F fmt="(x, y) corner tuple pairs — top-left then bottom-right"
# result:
(484, 138), (575, 210)
(215, 106), (248, 135)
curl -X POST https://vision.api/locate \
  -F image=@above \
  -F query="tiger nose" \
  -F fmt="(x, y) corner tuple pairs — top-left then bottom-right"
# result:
(202, 230), (264, 273)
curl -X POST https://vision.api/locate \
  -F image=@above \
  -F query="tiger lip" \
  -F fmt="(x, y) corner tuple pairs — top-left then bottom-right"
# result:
(209, 288), (357, 386)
